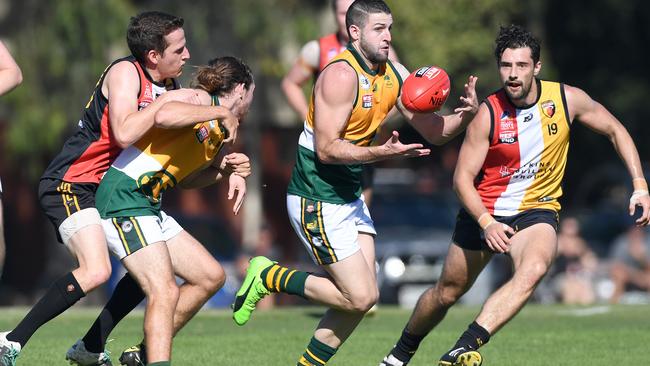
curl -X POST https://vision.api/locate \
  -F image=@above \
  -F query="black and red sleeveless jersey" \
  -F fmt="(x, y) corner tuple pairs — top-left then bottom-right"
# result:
(41, 56), (179, 184)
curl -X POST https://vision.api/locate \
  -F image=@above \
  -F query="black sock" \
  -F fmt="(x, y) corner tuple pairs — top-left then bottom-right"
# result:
(455, 321), (490, 350)
(391, 327), (426, 362)
(7, 272), (85, 347)
(82, 273), (144, 353)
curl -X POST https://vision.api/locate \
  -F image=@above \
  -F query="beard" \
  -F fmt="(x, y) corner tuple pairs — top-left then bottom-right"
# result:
(504, 78), (533, 101)
(359, 37), (389, 64)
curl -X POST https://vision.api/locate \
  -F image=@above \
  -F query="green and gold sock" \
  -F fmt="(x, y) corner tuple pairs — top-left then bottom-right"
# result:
(260, 264), (308, 298)
(296, 337), (337, 366)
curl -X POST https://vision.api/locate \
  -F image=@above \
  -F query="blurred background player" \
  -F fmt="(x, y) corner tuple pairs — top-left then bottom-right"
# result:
(0, 40), (23, 279)
(281, 0), (399, 209)
(609, 226), (650, 303)
(379, 24), (650, 366)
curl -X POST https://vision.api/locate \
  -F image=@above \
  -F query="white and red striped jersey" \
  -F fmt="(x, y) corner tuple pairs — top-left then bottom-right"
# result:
(477, 80), (570, 216)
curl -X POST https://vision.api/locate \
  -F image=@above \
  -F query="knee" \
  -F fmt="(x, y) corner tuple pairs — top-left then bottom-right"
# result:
(517, 262), (549, 291)
(76, 262), (112, 291)
(146, 278), (180, 304)
(348, 287), (379, 313)
(434, 283), (464, 308)
(202, 264), (226, 294)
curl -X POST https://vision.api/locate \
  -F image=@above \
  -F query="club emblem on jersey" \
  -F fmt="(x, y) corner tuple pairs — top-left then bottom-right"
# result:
(541, 100), (556, 118)
(121, 221), (133, 233)
(359, 75), (371, 90)
(384, 75), (394, 88)
(196, 125), (209, 143)
(362, 94), (373, 108)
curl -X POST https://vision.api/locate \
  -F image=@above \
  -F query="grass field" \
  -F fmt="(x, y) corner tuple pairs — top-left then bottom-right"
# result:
(1, 304), (648, 365)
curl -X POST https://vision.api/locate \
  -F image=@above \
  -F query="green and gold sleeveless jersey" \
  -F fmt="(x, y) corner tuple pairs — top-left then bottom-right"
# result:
(96, 96), (227, 217)
(287, 44), (402, 204)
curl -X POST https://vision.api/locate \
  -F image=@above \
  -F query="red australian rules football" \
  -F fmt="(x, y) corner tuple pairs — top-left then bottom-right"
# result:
(400, 66), (451, 113)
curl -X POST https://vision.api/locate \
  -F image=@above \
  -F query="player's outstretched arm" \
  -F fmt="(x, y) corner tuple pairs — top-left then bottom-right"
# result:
(155, 101), (239, 143)
(313, 62), (429, 165)
(454, 104), (514, 252)
(393, 62), (479, 145)
(566, 84), (650, 225)
(0, 41), (22, 95)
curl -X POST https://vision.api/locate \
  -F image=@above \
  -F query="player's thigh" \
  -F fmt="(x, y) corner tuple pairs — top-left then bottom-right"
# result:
(166, 229), (223, 285)
(67, 221), (110, 270)
(438, 243), (493, 292)
(104, 215), (175, 291)
(287, 194), (376, 266)
(324, 249), (377, 297)
(122, 241), (175, 294)
(508, 223), (557, 274)
(102, 214), (174, 278)
(357, 232), (377, 281)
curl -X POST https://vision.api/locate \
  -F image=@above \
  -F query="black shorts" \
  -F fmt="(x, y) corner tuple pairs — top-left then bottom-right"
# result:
(39, 178), (98, 242)
(452, 208), (559, 251)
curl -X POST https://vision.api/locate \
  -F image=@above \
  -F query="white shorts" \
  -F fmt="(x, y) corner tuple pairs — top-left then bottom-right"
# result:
(287, 194), (376, 265)
(102, 211), (183, 260)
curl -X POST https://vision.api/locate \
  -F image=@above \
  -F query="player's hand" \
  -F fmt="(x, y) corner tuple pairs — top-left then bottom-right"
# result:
(220, 108), (239, 144)
(629, 189), (650, 226)
(228, 173), (246, 215)
(483, 221), (515, 253)
(381, 130), (431, 159)
(163, 88), (202, 105)
(224, 153), (251, 178)
(454, 75), (479, 115)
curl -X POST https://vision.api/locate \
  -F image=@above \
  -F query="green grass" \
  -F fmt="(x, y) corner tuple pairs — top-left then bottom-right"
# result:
(1, 304), (649, 365)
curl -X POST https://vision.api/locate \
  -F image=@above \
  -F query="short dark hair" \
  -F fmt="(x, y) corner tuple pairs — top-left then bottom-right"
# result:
(192, 56), (254, 96)
(494, 24), (541, 64)
(127, 11), (184, 64)
(345, 0), (391, 39)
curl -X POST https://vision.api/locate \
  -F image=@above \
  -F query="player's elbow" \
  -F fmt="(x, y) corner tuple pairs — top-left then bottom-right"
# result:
(315, 147), (336, 164)
(111, 130), (133, 149)
(154, 107), (175, 128)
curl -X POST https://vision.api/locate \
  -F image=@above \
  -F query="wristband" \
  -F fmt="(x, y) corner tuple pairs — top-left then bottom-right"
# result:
(477, 212), (496, 230)
(633, 178), (648, 191)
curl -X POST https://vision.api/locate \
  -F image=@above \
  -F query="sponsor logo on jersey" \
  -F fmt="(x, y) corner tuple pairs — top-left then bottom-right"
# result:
(196, 125), (209, 143)
(362, 94), (373, 108)
(500, 165), (511, 177)
(499, 131), (518, 144)
(542, 100), (556, 118)
(500, 120), (515, 130)
(311, 236), (323, 247)
(139, 85), (155, 110)
(359, 75), (371, 90)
